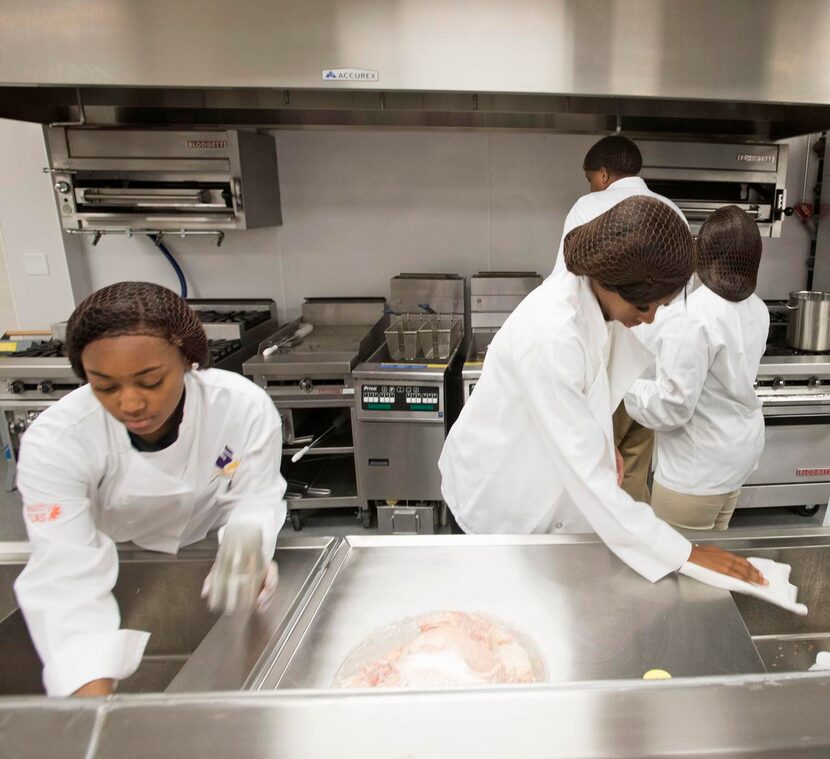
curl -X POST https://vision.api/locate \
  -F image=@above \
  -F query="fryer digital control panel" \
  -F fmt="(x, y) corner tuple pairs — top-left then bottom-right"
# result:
(361, 383), (441, 413)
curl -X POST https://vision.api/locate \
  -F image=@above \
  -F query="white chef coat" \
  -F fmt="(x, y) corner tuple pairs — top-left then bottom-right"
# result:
(438, 273), (692, 583)
(550, 177), (687, 277)
(14, 368), (287, 696)
(624, 286), (769, 495)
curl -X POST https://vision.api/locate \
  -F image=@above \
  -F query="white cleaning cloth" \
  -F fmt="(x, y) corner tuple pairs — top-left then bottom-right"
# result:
(679, 557), (808, 616)
(809, 652), (830, 671)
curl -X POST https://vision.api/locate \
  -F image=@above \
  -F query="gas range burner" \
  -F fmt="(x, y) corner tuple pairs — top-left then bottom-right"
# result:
(764, 340), (830, 358)
(0, 340), (65, 358)
(0, 339), (243, 365)
(765, 300), (790, 329)
(208, 339), (242, 363)
(762, 300), (830, 358)
(197, 310), (271, 330)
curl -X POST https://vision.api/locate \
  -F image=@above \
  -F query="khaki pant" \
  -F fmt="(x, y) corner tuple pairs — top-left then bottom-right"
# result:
(651, 481), (740, 531)
(612, 403), (654, 504)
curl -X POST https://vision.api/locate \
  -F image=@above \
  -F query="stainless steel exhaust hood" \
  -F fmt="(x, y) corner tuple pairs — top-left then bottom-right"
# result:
(2, 0), (830, 138)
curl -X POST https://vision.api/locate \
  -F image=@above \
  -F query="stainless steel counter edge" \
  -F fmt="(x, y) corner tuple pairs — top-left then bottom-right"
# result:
(3, 671), (830, 759)
(343, 528), (830, 549)
(5, 527), (830, 557)
(0, 535), (337, 561)
(246, 535), (353, 690)
(166, 537), (340, 692)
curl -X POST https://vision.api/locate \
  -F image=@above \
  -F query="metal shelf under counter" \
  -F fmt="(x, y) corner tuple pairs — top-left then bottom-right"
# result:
(280, 454), (361, 518)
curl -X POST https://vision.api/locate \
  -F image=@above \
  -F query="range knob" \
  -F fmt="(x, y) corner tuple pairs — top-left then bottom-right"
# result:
(38, 380), (54, 394)
(9, 418), (26, 435)
(8, 380), (25, 394)
(299, 377), (314, 393)
(808, 376), (823, 390)
(772, 377), (786, 390)
(54, 180), (70, 194)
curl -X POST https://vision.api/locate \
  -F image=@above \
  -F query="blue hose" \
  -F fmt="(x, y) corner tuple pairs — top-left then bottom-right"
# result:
(149, 235), (188, 298)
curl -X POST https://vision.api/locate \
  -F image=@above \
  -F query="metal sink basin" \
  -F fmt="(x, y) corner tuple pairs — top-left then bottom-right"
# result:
(0, 538), (335, 695)
(702, 529), (830, 673)
(0, 553), (219, 695)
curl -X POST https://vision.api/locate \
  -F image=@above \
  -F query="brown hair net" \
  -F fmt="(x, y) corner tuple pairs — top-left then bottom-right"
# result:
(696, 205), (762, 302)
(66, 281), (210, 380)
(564, 196), (694, 304)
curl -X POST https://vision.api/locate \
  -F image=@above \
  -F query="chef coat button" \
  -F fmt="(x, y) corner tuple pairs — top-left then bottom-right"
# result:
(555, 521), (563, 530)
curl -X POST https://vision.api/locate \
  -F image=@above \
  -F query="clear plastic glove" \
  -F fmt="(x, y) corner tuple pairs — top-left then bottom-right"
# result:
(201, 522), (276, 616)
(256, 560), (279, 613)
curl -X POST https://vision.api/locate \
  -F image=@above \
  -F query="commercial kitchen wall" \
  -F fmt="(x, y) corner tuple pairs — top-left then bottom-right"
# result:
(0, 234), (19, 333)
(0, 121), (817, 327)
(0, 119), (90, 330)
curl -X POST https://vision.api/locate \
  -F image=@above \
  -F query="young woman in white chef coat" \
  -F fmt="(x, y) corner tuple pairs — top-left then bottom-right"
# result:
(439, 197), (765, 587)
(624, 206), (769, 530)
(551, 135), (688, 505)
(14, 282), (287, 697)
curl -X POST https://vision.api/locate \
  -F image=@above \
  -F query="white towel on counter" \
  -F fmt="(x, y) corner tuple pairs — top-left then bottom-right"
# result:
(679, 557), (808, 616)
(809, 652), (830, 671)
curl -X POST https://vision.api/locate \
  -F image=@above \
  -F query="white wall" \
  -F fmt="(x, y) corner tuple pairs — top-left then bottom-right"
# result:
(0, 231), (19, 333)
(0, 119), (90, 329)
(81, 129), (597, 323)
(759, 133), (817, 297)
(0, 122), (817, 326)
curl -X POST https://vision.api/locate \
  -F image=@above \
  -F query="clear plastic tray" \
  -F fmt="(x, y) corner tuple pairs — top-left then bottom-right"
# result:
(332, 610), (547, 689)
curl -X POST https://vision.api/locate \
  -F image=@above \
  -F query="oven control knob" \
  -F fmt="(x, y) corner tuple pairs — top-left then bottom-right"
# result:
(808, 376), (823, 389)
(9, 418), (26, 435)
(54, 180), (70, 194)
(38, 380), (54, 394)
(8, 380), (25, 394)
(299, 377), (314, 393)
(772, 377), (786, 390)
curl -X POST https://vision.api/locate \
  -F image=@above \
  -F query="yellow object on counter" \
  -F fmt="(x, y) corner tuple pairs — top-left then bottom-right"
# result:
(642, 668), (672, 680)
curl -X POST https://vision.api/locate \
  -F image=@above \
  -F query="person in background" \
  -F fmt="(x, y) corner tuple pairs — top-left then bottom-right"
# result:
(551, 135), (686, 278)
(551, 134), (688, 505)
(624, 206), (769, 530)
(14, 282), (287, 697)
(440, 196), (765, 587)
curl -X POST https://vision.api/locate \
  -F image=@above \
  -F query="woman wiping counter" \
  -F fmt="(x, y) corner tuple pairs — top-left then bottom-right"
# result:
(14, 282), (287, 697)
(439, 196), (765, 586)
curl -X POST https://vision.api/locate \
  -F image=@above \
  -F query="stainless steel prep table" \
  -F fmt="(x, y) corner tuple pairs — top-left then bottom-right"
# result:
(253, 536), (763, 689)
(5, 531), (830, 757)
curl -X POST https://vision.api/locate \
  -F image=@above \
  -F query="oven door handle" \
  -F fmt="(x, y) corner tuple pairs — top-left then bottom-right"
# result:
(677, 203), (762, 221)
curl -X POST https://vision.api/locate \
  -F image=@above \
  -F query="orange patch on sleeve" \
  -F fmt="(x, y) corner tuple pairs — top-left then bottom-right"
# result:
(25, 503), (63, 524)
